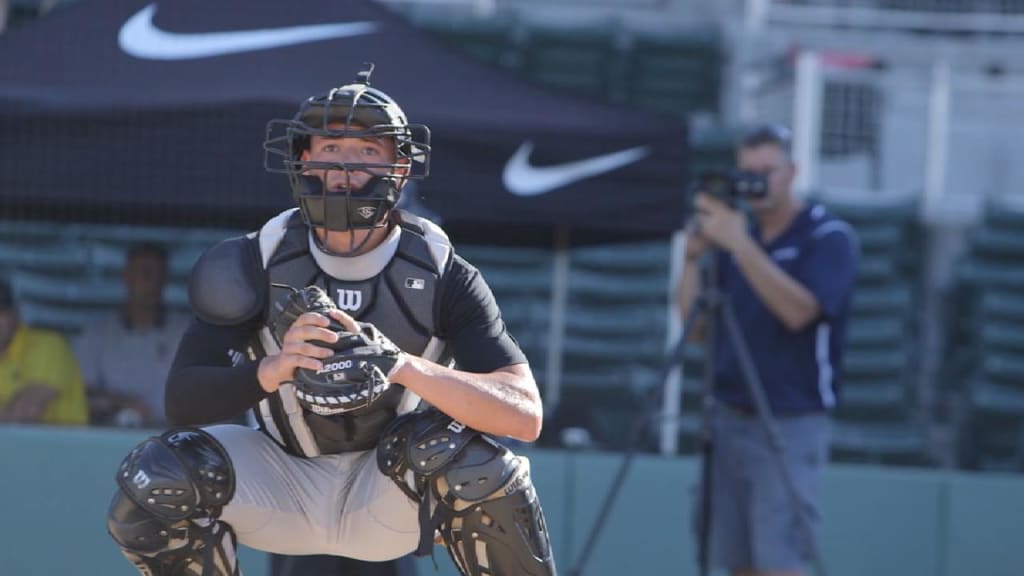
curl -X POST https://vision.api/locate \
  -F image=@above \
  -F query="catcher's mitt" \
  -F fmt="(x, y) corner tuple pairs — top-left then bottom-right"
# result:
(270, 285), (402, 416)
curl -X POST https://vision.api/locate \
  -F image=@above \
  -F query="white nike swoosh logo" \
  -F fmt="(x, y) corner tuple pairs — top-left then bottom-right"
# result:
(502, 141), (650, 197)
(118, 3), (378, 60)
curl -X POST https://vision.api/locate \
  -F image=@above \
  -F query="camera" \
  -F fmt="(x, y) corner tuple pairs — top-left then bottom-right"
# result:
(692, 169), (769, 207)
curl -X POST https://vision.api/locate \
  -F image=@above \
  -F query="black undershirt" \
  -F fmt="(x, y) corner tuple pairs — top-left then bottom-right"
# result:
(164, 252), (527, 426)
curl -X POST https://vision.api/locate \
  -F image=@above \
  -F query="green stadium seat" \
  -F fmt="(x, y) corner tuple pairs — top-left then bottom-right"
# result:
(17, 301), (111, 334)
(970, 227), (1024, 259)
(473, 266), (552, 296)
(979, 321), (1024, 352)
(568, 267), (669, 303)
(980, 290), (1024, 323)
(0, 241), (91, 274)
(835, 378), (909, 422)
(10, 271), (123, 306)
(456, 244), (552, 268)
(855, 254), (897, 283)
(813, 190), (918, 226)
(562, 332), (665, 373)
(415, 18), (521, 70)
(842, 347), (910, 379)
(981, 195), (1024, 230)
(980, 351), (1024, 388)
(850, 283), (913, 315)
(830, 420), (932, 466)
(564, 304), (668, 336)
(855, 223), (905, 253)
(960, 379), (1024, 471)
(569, 241), (671, 273)
(623, 32), (723, 117)
(957, 258), (1024, 289)
(558, 371), (656, 451)
(520, 27), (619, 101)
(846, 315), (906, 347)
(970, 379), (1024, 415)
(0, 220), (81, 244)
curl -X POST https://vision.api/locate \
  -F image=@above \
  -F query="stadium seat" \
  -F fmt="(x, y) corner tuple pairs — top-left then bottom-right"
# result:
(855, 253), (897, 283)
(0, 240), (91, 274)
(957, 258), (1024, 289)
(623, 31), (723, 117)
(835, 377), (909, 422)
(855, 223), (905, 253)
(842, 347), (910, 380)
(846, 315), (906, 347)
(557, 371), (656, 451)
(416, 18), (522, 70)
(812, 189), (918, 226)
(569, 240), (671, 273)
(980, 351), (1024, 387)
(830, 420), (932, 466)
(568, 267), (669, 303)
(520, 26), (619, 101)
(850, 283), (914, 315)
(980, 290), (1024, 323)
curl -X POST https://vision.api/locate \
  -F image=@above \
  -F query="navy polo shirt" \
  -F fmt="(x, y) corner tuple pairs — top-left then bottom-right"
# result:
(712, 203), (859, 413)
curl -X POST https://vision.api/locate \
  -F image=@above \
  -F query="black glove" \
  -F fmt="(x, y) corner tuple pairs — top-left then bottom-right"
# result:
(268, 284), (340, 346)
(269, 285), (403, 416)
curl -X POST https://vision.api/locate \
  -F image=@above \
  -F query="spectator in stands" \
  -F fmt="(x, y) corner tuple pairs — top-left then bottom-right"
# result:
(74, 243), (189, 427)
(676, 124), (859, 576)
(0, 276), (88, 425)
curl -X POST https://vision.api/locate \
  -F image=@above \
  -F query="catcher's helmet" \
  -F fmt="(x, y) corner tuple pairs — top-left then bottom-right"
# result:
(264, 64), (431, 232)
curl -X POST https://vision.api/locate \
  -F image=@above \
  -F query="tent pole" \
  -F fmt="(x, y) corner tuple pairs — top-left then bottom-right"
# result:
(544, 226), (570, 418)
(659, 229), (687, 455)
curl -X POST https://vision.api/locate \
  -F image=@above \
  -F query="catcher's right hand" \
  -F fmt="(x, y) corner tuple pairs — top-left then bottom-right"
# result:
(260, 286), (404, 415)
(257, 285), (351, 395)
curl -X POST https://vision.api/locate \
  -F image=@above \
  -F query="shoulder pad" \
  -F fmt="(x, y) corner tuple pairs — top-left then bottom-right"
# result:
(188, 235), (266, 325)
(397, 210), (452, 273)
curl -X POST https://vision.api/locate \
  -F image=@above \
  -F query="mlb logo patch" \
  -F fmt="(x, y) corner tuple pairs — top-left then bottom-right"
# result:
(405, 278), (425, 290)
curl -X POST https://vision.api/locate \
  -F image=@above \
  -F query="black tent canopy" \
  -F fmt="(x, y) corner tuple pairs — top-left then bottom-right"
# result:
(0, 0), (688, 235)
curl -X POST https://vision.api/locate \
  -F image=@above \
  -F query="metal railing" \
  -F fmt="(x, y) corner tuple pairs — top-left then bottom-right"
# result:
(765, 0), (1024, 33)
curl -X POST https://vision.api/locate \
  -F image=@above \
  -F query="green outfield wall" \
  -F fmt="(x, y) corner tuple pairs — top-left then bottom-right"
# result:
(0, 426), (1020, 576)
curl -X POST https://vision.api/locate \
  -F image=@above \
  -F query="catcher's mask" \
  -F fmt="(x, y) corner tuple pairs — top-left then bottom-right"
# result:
(264, 64), (431, 246)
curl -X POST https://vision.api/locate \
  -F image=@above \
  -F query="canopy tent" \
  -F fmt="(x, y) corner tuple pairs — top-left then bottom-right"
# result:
(0, 0), (689, 236)
(0, 0), (693, 450)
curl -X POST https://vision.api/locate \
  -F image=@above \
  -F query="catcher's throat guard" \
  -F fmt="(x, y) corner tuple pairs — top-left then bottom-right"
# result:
(378, 409), (557, 576)
(269, 284), (401, 416)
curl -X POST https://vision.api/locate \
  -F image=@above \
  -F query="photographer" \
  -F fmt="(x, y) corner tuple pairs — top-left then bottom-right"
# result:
(676, 125), (859, 576)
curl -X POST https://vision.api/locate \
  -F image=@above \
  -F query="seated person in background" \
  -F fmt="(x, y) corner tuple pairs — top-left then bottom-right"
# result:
(74, 243), (189, 427)
(0, 277), (88, 425)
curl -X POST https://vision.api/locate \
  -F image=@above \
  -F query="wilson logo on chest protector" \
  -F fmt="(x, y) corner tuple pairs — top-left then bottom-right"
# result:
(336, 289), (363, 311)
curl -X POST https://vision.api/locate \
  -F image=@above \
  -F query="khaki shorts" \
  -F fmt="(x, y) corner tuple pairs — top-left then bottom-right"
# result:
(694, 403), (830, 572)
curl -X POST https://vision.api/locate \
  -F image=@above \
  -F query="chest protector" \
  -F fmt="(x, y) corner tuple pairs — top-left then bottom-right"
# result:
(252, 209), (452, 457)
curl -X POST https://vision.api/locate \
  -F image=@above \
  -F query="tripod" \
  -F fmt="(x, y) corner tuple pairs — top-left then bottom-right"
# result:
(568, 248), (828, 576)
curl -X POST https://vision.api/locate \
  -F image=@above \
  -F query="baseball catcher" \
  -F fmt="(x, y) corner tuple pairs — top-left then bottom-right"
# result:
(105, 64), (556, 576)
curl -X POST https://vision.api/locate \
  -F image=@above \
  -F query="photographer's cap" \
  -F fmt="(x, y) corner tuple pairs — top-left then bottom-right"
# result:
(741, 123), (793, 155)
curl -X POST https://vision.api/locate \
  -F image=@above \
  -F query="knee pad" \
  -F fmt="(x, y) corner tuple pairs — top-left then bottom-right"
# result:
(107, 428), (238, 576)
(378, 410), (556, 576)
